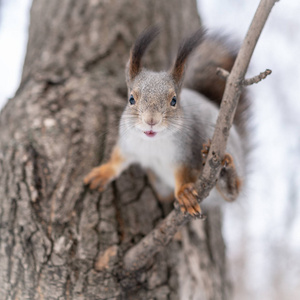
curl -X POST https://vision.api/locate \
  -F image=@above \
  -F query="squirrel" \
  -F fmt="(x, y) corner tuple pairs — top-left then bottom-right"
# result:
(84, 26), (248, 217)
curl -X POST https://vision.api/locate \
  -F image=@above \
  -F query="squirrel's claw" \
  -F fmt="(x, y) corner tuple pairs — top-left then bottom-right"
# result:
(222, 153), (233, 168)
(201, 139), (212, 166)
(176, 183), (202, 217)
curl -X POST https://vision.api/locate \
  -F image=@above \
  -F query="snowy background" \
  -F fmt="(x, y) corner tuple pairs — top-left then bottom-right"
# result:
(198, 0), (300, 299)
(0, 0), (299, 299)
(0, 0), (31, 106)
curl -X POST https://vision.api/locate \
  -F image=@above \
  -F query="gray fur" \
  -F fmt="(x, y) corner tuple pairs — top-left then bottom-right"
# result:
(118, 85), (245, 194)
(117, 31), (246, 204)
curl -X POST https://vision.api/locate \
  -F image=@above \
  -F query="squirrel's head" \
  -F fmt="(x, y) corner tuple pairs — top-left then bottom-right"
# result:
(123, 26), (204, 139)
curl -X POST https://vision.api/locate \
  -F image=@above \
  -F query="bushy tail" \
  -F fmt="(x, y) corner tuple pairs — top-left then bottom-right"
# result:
(183, 34), (249, 137)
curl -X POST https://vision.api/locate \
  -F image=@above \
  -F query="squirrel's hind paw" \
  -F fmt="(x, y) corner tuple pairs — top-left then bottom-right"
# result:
(217, 153), (241, 202)
(201, 142), (242, 202)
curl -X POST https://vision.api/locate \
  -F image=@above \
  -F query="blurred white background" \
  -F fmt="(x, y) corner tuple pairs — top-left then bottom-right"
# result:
(198, 0), (300, 299)
(0, 0), (299, 299)
(0, 0), (31, 107)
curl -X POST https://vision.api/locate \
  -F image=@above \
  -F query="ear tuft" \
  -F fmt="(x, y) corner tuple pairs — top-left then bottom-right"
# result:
(171, 28), (205, 86)
(127, 25), (160, 81)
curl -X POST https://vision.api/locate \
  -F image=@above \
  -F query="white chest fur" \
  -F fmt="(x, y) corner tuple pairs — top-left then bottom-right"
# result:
(119, 130), (177, 188)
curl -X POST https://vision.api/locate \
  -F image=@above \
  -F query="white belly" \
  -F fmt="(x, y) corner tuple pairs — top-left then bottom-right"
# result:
(119, 132), (176, 188)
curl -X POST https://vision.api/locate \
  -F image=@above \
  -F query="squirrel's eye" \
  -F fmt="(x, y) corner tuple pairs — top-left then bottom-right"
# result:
(170, 96), (177, 107)
(129, 95), (136, 105)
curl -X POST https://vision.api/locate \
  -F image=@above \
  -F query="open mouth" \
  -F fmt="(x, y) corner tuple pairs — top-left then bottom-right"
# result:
(144, 130), (157, 137)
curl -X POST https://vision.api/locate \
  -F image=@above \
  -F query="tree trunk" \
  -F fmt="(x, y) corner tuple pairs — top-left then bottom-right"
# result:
(0, 0), (230, 299)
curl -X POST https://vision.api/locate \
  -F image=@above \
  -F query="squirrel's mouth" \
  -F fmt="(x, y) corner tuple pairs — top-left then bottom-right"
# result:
(144, 130), (157, 137)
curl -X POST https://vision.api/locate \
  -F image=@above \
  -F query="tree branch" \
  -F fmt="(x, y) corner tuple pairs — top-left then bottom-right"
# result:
(217, 68), (272, 86)
(242, 69), (272, 86)
(124, 0), (279, 272)
(216, 67), (229, 80)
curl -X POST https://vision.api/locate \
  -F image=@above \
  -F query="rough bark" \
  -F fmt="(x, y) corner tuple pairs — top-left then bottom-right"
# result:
(0, 0), (230, 299)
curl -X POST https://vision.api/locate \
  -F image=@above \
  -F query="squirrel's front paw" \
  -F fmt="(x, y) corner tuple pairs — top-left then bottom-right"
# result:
(176, 183), (203, 217)
(83, 164), (114, 191)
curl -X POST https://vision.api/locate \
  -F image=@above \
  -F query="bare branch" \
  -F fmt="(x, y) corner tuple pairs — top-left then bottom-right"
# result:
(242, 69), (272, 86)
(218, 68), (272, 86)
(216, 67), (229, 80)
(124, 0), (279, 272)
(124, 209), (190, 271)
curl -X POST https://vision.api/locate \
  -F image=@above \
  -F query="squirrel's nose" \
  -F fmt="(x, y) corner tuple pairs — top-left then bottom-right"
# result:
(143, 114), (161, 127)
(146, 118), (157, 126)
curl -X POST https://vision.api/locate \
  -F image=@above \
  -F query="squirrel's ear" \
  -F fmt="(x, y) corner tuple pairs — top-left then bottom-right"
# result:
(126, 26), (160, 82)
(170, 28), (205, 87)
